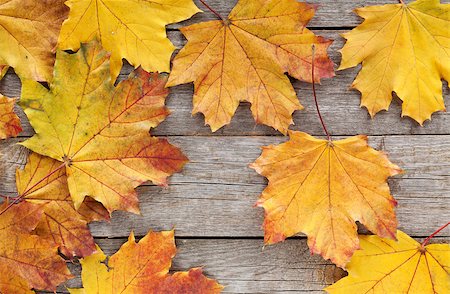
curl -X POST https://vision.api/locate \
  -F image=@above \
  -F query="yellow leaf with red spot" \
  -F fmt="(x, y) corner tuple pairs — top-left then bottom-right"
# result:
(339, 0), (450, 125)
(0, 0), (68, 81)
(17, 152), (109, 258)
(167, 0), (334, 134)
(0, 94), (22, 139)
(20, 40), (188, 214)
(69, 230), (223, 293)
(326, 230), (450, 293)
(0, 201), (72, 292)
(250, 131), (402, 267)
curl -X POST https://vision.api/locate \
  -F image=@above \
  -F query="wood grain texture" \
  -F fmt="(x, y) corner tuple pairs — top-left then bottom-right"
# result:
(2, 29), (449, 137)
(2, 136), (449, 238)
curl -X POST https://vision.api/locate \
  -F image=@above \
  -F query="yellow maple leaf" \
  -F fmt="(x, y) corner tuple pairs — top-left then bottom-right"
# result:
(167, 0), (334, 134)
(326, 230), (450, 293)
(0, 0), (68, 81)
(339, 0), (450, 125)
(58, 0), (201, 79)
(69, 230), (223, 293)
(20, 40), (188, 214)
(17, 152), (110, 258)
(0, 201), (72, 292)
(0, 94), (22, 139)
(250, 131), (402, 267)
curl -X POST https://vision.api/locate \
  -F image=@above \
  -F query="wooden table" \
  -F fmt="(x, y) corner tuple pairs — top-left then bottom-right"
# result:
(0, 0), (449, 292)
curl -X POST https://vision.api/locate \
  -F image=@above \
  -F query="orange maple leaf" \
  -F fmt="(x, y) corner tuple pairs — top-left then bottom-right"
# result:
(167, 0), (334, 134)
(250, 131), (402, 267)
(17, 152), (109, 258)
(20, 40), (188, 214)
(0, 201), (72, 292)
(69, 230), (223, 293)
(0, 94), (22, 139)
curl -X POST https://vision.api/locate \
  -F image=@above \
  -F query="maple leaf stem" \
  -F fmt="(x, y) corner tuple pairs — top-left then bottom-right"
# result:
(198, 0), (225, 21)
(398, 0), (405, 4)
(0, 162), (66, 216)
(421, 221), (450, 247)
(311, 45), (331, 141)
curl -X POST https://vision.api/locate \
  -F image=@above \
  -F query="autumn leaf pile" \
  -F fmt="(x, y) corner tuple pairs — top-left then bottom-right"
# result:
(0, 0), (218, 292)
(0, 0), (448, 293)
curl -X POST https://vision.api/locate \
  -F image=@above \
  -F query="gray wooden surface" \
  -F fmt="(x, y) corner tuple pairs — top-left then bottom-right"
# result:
(0, 0), (449, 293)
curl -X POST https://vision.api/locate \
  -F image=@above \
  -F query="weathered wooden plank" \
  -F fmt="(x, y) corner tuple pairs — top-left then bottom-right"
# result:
(2, 136), (449, 237)
(2, 135), (449, 185)
(170, 0), (429, 29)
(53, 236), (448, 294)
(2, 30), (449, 137)
(89, 181), (449, 238)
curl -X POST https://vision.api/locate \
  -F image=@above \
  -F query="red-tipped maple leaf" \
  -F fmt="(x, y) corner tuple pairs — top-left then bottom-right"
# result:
(69, 230), (223, 293)
(20, 40), (188, 214)
(17, 152), (109, 258)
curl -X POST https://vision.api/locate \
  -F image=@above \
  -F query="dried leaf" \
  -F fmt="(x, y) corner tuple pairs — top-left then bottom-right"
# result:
(0, 202), (72, 292)
(0, 0), (68, 81)
(20, 40), (188, 214)
(167, 0), (334, 134)
(59, 0), (201, 78)
(17, 152), (109, 258)
(326, 230), (450, 293)
(250, 131), (402, 267)
(69, 230), (223, 293)
(0, 94), (22, 139)
(339, 0), (450, 124)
